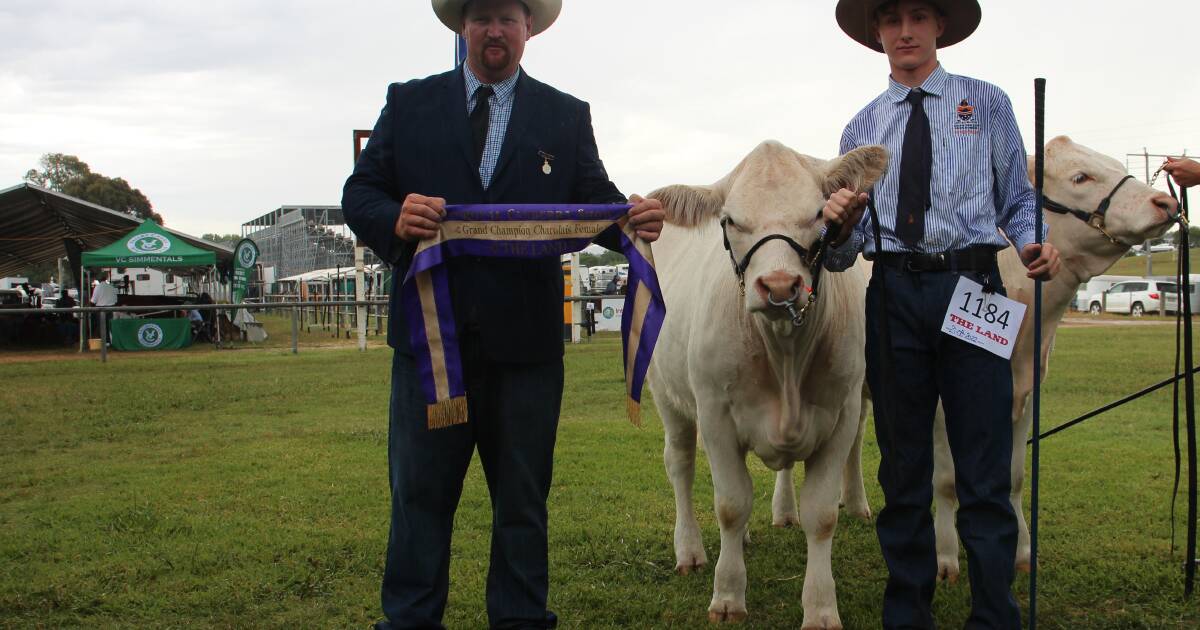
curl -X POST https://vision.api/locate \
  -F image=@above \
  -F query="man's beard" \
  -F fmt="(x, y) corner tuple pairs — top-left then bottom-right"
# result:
(479, 42), (511, 72)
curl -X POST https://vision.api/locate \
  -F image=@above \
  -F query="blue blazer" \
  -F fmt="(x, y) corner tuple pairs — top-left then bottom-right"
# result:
(342, 67), (625, 362)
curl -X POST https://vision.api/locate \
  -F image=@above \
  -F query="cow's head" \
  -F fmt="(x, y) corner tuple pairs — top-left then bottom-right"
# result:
(650, 140), (888, 318)
(1036, 136), (1178, 251)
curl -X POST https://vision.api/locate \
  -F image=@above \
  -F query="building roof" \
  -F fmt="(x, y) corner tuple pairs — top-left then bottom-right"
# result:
(0, 183), (233, 277)
(278, 264), (383, 283)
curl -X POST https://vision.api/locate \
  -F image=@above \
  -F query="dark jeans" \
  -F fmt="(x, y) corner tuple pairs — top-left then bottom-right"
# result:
(91, 311), (113, 341)
(380, 335), (564, 630)
(866, 265), (1021, 630)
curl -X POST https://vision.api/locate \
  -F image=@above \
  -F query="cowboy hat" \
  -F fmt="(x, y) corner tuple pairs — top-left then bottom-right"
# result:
(432, 0), (562, 37)
(835, 0), (981, 52)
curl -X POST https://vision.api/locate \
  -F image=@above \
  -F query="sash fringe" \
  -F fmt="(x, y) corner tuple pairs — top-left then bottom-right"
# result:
(427, 397), (469, 430)
(626, 397), (642, 427)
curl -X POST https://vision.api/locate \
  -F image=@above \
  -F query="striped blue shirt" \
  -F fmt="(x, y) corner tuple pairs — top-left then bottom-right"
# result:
(464, 64), (519, 190)
(825, 65), (1044, 271)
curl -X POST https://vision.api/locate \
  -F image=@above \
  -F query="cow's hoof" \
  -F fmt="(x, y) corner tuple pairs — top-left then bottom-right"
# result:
(772, 513), (801, 528)
(801, 611), (843, 630)
(844, 502), (872, 522)
(1015, 558), (1032, 574)
(936, 557), (959, 584)
(675, 554), (707, 576)
(707, 601), (748, 624)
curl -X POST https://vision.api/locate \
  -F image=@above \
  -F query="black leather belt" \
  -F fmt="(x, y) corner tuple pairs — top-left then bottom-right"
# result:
(873, 245), (999, 272)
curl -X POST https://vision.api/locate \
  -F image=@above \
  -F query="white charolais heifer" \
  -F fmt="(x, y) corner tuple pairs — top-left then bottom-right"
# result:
(647, 140), (887, 628)
(931, 136), (1180, 581)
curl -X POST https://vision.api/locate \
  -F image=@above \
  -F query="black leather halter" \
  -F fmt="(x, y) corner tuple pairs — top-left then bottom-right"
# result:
(719, 213), (833, 326)
(1042, 174), (1138, 247)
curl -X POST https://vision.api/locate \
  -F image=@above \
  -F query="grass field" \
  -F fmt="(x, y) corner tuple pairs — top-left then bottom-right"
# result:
(1105, 249), (1197, 277)
(2, 325), (1200, 628)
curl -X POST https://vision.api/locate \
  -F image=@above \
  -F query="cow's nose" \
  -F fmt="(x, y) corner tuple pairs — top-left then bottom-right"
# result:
(756, 271), (802, 304)
(1152, 193), (1179, 221)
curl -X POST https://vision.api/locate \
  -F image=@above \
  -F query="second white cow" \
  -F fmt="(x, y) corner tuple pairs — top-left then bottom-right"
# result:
(931, 135), (1181, 580)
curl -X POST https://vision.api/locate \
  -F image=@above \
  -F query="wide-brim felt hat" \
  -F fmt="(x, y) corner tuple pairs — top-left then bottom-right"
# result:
(432, 0), (562, 36)
(836, 0), (981, 52)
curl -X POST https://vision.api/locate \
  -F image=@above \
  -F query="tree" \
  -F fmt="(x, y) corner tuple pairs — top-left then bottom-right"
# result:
(202, 234), (242, 246)
(580, 250), (628, 267)
(25, 153), (163, 224)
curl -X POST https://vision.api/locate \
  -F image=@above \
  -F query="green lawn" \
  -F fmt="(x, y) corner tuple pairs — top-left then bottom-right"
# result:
(1, 327), (1199, 628)
(1105, 249), (1197, 277)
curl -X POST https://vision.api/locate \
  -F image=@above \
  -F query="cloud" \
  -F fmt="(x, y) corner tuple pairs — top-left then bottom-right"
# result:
(1, 0), (1198, 238)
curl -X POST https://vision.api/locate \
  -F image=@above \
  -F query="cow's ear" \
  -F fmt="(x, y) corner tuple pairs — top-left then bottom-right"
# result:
(823, 145), (890, 195)
(648, 184), (726, 228)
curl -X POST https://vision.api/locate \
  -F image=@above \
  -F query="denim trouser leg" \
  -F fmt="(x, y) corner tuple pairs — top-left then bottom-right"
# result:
(380, 342), (563, 630)
(381, 351), (475, 629)
(472, 358), (563, 630)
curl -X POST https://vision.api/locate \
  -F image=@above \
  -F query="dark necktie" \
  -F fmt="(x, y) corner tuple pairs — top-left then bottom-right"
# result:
(897, 88), (932, 248)
(469, 85), (494, 168)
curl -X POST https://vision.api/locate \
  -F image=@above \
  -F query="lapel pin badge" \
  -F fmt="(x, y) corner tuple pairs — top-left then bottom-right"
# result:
(538, 150), (555, 175)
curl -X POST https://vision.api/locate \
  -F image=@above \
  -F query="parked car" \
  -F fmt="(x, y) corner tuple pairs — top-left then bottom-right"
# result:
(0, 288), (24, 309)
(1088, 280), (1181, 316)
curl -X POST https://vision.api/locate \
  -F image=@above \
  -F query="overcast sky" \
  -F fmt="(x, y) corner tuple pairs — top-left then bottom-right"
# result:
(2, 0), (1198, 238)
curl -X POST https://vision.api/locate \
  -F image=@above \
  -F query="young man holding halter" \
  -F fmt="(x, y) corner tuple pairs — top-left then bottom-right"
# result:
(823, 1), (1060, 627)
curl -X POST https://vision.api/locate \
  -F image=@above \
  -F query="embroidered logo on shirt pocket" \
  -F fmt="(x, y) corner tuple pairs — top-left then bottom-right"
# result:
(953, 99), (981, 135)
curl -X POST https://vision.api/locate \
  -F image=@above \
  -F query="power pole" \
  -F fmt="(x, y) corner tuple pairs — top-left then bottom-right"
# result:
(1145, 148), (1153, 278)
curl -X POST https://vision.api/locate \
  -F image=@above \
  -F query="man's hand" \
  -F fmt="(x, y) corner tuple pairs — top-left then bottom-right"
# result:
(395, 193), (447, 241)
(1020, 242), (1061, 281)
(1163, 157), (1200, 188)
(627, 194), (665, 243)
(822, 188), (868, 246)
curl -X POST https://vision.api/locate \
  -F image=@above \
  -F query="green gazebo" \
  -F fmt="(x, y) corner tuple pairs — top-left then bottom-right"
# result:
(83, 220), (217, 351)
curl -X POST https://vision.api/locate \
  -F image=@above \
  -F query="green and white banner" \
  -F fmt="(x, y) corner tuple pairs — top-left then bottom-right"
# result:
(232, 238), (259, 303)
(110, 318), (192, 351)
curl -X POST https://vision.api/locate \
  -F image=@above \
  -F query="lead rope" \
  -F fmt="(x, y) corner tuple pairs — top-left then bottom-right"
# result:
(1165, 175), (1197, 596)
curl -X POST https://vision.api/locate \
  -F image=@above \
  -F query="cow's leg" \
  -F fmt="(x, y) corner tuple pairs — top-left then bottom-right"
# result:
(1012, 393), (1034, 573)
(796, 406), (858, 630)
(839, 395), (872, 521)
(773, 467), (800, 527)
(932, 402), (960, 584)
(661, 403), (707, 575)
(702, 416), (752, 623)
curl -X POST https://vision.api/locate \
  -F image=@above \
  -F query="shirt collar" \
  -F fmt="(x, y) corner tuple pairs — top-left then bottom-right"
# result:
(463, 63), (521, 106)
(887, 63), (949, 103)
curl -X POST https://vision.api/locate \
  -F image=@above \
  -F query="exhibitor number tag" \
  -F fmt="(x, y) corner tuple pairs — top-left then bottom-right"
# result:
(940, 276), (1027, 360)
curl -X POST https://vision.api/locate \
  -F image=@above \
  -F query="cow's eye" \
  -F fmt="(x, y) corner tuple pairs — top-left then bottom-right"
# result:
(722, 217), (744, 232)
(1071, 172), (1091, 185)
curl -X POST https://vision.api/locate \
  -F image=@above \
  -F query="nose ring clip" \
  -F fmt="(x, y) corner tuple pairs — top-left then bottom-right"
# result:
(767, 286), (813, 327)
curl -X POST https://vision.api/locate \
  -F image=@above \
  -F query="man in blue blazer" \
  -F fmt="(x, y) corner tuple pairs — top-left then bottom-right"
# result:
(342, 1), (663, 627)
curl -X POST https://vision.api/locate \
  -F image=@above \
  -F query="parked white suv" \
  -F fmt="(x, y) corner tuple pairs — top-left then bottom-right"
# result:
(1088, 280), (1181, 316)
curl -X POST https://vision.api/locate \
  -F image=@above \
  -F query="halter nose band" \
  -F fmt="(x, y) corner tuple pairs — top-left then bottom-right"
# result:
(719, 214), (837, 327)
(1042, 174), (1140, 247)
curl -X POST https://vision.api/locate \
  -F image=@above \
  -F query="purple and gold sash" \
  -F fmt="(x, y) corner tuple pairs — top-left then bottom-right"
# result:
(401, 204), (665, 429)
